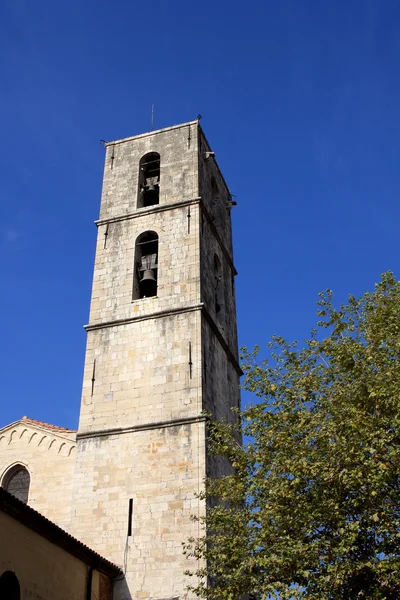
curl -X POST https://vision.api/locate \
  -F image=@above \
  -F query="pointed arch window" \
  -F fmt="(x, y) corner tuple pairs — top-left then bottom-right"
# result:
(133, 231), (159, 299)
(2, 464), (30, 503)
(138, 152), (160, 208)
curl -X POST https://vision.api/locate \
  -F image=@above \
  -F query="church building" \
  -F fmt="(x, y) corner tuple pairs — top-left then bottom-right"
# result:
(0, 120), (240, 600)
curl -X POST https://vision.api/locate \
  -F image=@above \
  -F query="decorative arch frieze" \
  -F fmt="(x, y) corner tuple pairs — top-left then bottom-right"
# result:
(1, 424), (76, 455)
(8, 430), (17, 445)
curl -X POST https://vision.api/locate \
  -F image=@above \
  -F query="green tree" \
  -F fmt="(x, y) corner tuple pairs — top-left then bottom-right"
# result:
(185, 272), (400, 599)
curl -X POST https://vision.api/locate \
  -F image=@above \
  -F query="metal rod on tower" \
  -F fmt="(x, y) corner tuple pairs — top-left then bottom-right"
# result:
(151, 104), (154, 130)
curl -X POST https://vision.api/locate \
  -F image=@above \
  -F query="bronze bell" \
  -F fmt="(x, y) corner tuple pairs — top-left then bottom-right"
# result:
(143, 176), (159, 206)
(140, 269), (157, 297)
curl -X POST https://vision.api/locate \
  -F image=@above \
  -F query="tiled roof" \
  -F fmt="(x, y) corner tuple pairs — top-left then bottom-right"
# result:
(21, 416), (77, 433)
(0, 488), (122, 578)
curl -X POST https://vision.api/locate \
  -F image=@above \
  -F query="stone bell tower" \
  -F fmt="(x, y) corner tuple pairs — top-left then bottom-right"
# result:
(70, 120), (241, 600)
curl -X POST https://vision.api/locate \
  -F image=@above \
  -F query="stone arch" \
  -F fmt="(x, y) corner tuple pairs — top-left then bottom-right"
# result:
(48, 439), (56, 451)
(8, 430), (18, 444)
(133, 231), (159, 300)
(68, 445), (76, 457)
(29, 432), (38, 444)
(19, 428), (28, 439)
(137, 152), (160, 208)
(38, 435), (48, 447)
(58, 442), (66, 455)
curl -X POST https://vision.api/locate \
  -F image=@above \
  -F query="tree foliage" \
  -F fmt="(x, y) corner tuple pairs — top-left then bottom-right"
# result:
(185, 272), (400, 599)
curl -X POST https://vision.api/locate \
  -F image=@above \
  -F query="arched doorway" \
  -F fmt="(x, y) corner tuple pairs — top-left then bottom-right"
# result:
(0, 571), (20, 600)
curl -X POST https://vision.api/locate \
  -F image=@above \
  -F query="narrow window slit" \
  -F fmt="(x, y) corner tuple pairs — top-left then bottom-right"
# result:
(110, 145), (115, 169)
(189, 341), (193, 379)
(91, 359), (96, 396)
(103, 223), (109, 249)
(128, 499), (133, 536)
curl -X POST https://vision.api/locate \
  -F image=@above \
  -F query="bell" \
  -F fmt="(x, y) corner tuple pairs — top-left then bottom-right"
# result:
(140, 269), (157, 297)
(143, 176), (159, 206)
(144, 186), (158, 206)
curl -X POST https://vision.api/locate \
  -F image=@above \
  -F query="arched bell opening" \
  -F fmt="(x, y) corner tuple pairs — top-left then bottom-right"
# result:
(133, 231), (159, 300)
(2, 464), (30, 504)
(138, 152), (160, 208)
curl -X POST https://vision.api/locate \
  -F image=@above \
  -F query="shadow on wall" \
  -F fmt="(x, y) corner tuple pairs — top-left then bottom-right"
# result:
(114, 576), (132, 600)
(114, 576), (181, 600)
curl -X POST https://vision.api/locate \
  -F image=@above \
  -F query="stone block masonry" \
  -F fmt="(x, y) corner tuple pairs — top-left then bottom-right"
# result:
(0, 121), (240, 600)
(1, 120), (240, 600)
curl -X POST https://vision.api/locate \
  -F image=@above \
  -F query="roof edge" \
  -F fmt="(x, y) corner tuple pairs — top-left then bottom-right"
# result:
(105, 119), (199, 147)
(0, 417), (76, 436)
(0, 488), (122, 578)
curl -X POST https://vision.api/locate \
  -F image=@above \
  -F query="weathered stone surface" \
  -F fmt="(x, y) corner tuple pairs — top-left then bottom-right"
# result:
(0, 420), (76, 530)
(0, 121), (240, 600)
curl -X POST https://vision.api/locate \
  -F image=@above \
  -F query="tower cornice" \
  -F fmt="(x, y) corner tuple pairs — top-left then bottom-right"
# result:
(84, 302), (242, 375)
(104, 120), (199, 147)
(76, 414), (207, 441)
(94, 196), (237, 276)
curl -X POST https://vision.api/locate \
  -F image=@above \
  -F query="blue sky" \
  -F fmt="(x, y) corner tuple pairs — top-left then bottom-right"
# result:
(1, 0), (400, 429)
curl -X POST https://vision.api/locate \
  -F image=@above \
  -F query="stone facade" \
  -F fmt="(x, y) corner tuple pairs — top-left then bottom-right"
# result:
(72, 121), (240, 600)
(0, 121), (240, 600)
(0, 418), (76, 530)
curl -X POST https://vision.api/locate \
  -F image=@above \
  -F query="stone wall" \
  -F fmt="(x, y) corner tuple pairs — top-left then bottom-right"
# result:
(79, 310), (202, 433)
(73, 121), (240, 600)
(0, 421), (76, 530)
(99, 122), (199, 220)
(72, 421), (205, 600)
(89, 204), (200, 326)
(198, 128), (233, 256)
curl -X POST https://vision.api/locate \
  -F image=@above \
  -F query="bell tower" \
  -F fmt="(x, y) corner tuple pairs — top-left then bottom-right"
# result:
(71, 121), (241, 600)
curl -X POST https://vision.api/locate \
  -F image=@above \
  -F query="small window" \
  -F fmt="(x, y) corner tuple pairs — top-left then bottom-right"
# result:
(2, 465), (30, 503)
(0, 571), (20, 600)
(133, 231), (159, 299)
(138, 152), (160, 208)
